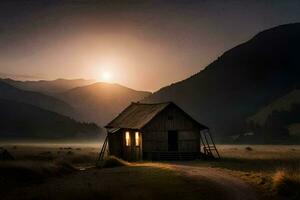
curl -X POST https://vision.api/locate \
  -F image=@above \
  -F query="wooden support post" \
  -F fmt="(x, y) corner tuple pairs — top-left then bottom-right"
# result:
(199, 130), (206, 153)
(203, 129), (212, 156)
(96, 132), (109, 166)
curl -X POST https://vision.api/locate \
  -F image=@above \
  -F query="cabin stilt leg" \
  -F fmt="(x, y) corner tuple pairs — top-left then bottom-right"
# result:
(200, 129), (220, 159)
(96, 134), (109, 167)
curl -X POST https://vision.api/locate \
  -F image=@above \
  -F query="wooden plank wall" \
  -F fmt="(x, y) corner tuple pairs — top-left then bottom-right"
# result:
(108, 130), (123, 157)
(121, 130), (142, 161)
(142, 104), (201, 153)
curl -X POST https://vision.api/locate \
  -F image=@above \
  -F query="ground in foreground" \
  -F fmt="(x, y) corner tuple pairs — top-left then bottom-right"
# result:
(0, 144), (299, 200)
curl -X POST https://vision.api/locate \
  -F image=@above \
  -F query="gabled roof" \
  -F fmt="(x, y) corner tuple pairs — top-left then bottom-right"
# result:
(105, 102), (208, 130)
(105, 102), (170, 129)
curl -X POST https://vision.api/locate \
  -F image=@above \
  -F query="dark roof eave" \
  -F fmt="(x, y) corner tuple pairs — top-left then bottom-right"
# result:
(105, 101), (209, 131)
(105, 125), (141, 130)
(199, 125), (209, 130)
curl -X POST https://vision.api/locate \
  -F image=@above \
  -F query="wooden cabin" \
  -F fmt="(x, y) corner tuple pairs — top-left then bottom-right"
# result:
(103, 102), (219, 161)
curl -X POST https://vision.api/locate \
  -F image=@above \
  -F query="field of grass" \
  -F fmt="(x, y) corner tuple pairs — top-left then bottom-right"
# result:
(0, 143), (299, 200)
(189, 145), (300, 200)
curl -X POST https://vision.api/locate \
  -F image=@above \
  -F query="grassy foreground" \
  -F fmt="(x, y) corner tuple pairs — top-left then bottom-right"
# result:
(187, 145), (300, 200)
(0, 143), (299, 200)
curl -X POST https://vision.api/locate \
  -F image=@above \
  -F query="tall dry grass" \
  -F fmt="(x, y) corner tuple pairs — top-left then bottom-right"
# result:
(100, 156), (130, 168)
(272, 169), (300, 200)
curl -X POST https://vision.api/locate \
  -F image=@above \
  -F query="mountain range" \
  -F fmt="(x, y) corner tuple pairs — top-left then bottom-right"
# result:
(0, 78), (95, 94)
(0, 79), (151, 125)
(1, 23), (300, 142)
(0, 81), (75, 117)
(245, 89), (300, 143)
(0, 98), (100, 140)
(144, 23), (300, 142)
(0, 79), (151, 139)
(248, 90), (300, 126)
(57, 82), (151, 125)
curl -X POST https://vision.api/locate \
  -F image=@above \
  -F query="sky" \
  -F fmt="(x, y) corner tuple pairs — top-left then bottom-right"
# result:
(1, 0), (300, 92)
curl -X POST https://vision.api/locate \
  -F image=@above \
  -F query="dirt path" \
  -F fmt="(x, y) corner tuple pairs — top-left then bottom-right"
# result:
(140, 163), (259, 200)
(2, 162), (259, 200)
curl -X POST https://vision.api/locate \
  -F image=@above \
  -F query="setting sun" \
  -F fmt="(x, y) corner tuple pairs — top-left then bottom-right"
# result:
(101, 71), (112, 82)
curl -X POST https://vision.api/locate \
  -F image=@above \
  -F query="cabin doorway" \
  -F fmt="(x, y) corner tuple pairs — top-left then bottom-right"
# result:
(168, 131), (178, 151)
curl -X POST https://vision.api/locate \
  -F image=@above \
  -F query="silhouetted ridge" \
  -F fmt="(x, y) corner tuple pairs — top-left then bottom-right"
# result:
(58, 82), (151, 125)
(0, 78), (95, 94)
(0, 99), (100, 139)
(144, 23), (300, 142)
(0, 81), (75, 117)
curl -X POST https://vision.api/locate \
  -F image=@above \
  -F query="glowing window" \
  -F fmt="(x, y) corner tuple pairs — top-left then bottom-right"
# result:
(135, 132), (140, 146)
(125, 131), (130, 146)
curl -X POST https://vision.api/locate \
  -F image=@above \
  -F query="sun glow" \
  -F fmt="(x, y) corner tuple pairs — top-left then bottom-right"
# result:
(101, 71), (112, 82)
